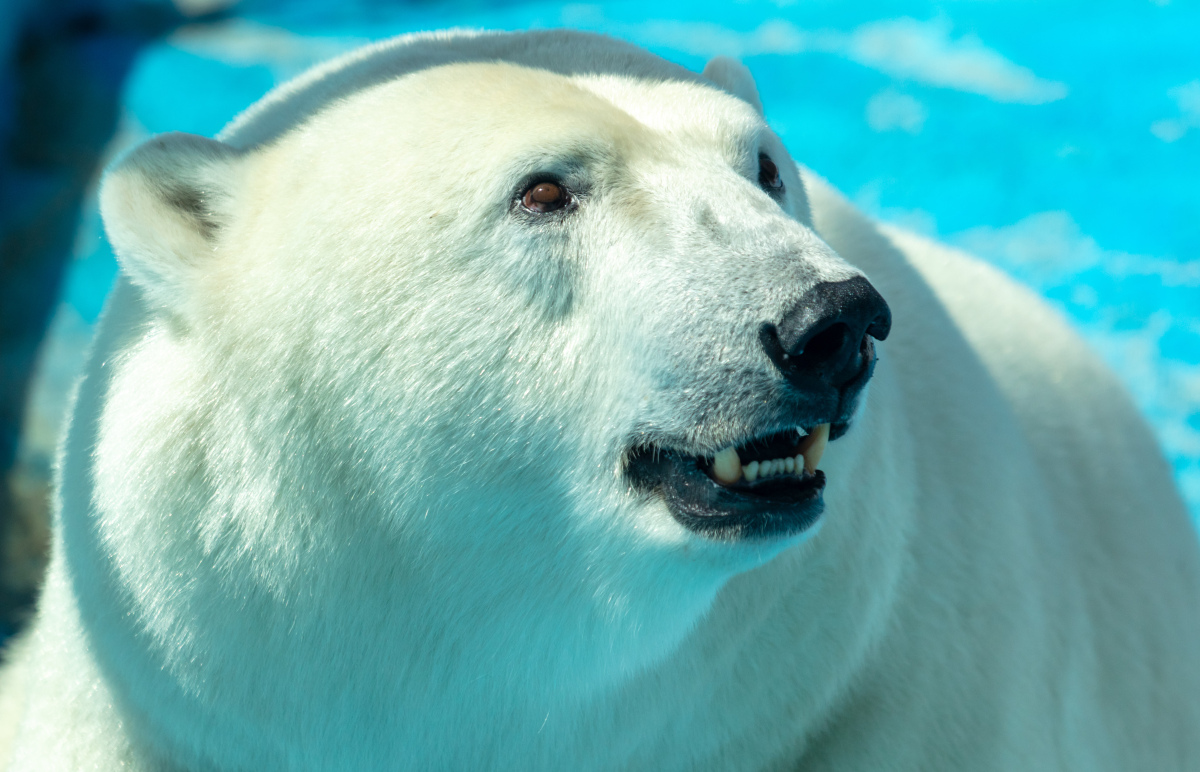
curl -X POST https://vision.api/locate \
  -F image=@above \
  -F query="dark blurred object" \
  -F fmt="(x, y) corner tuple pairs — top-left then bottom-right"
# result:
(0, 0), (232, 638)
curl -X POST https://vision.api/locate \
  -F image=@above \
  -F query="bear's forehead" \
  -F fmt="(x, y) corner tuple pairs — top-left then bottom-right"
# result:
(308, 61), (764, 163)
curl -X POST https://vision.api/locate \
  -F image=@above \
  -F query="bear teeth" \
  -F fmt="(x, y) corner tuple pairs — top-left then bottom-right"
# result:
(798, 423), (830, 474)
(711, 423), (831, 486)
(712, 447), (742, 484)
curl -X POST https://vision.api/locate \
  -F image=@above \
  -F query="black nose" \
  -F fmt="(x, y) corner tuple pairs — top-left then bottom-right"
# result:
(759, 276), (892, 390)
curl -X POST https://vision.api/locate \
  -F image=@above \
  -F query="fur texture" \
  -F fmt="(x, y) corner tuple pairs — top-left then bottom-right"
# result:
(3, 29), (1198, 771)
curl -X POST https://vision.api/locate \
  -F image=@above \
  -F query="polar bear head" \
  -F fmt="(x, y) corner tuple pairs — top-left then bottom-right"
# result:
(87, 31), (890, 765)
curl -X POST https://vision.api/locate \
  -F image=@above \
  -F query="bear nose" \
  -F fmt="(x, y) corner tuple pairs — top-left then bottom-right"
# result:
(759, 276), (892, 390)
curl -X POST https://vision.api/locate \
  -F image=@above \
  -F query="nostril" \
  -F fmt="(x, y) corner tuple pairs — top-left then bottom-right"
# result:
(794, 323), (849, 368)
(764, 276), (891, 391)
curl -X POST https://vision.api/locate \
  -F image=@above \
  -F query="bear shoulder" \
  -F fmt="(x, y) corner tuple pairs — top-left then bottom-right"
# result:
(805, 171), (1200, 766)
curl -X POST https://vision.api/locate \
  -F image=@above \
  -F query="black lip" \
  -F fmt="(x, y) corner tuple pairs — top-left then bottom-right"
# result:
(626, 443), (828, 541)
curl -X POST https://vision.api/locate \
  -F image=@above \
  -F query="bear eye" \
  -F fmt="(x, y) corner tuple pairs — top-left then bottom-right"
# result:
(758, 153), (784, 193)
(521, 180), (571, 214)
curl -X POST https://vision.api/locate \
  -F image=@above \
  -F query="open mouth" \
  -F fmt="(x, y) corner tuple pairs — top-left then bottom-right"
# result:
(626, 421), (846, 541)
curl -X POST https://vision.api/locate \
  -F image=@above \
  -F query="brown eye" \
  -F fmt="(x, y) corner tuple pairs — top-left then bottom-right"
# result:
(521, 181), (570, 213)
(758, 153), (783, 192)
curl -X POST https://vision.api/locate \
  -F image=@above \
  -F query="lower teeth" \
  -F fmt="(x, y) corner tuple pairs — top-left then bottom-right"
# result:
(741, 457), (807, 483)
(709, 424), (831, 487)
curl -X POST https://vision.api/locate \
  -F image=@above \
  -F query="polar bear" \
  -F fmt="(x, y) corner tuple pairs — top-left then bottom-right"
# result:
(1, 28), (1198, 771)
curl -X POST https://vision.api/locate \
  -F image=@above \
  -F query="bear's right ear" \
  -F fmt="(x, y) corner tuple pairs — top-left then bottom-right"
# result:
(99, 132), (243, 309)
(702, 56), (764, 115)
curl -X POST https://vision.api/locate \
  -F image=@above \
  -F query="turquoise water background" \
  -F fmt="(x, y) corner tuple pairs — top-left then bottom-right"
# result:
(61, 0), (1200, 519)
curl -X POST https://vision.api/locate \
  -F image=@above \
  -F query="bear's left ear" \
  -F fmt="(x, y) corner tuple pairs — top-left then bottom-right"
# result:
(702, 56), (763, 115)
(99, 132), (244, 310)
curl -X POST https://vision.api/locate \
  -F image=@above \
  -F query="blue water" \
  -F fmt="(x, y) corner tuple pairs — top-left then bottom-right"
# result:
(63, 0), (1200, 518)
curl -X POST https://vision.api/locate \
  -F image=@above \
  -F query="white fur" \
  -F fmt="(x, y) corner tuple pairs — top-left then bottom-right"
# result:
(3, 29), (1199, 771)
(702, 56), (763, 114)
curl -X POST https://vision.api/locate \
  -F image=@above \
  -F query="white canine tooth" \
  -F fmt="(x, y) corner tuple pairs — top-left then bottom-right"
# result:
(802, 423), (831, 473)
(712, 446), (742, 485)
(784, 457), (795, 473)
(744, 460), (759, 482)
(794, 454), (805, 474)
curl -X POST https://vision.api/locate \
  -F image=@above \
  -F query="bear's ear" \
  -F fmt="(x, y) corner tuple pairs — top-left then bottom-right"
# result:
(702, 56), (763, 115)
(99, 132), (243, 309)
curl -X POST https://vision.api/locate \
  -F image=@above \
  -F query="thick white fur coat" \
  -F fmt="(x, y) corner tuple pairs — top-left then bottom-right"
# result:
(2, 29), (1198, 771)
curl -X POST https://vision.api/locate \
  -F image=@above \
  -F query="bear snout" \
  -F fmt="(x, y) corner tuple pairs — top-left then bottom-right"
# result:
(758, 276), (892, 396)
